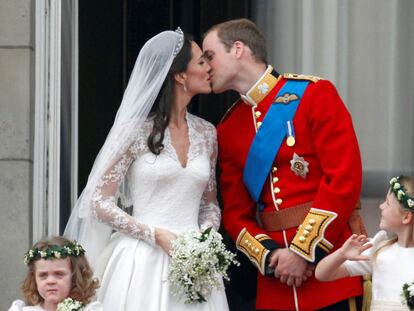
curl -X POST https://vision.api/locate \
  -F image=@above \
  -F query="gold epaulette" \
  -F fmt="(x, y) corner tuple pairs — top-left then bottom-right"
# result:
(219, 99), (241, 124)
(283, 73), (323, 83)
(289, 208), (337, 262)
(236, 228), (270, 275)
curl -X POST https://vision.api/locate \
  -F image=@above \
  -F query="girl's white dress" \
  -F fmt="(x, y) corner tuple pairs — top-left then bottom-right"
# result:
(91, 113), (229, 311)
(8, 300), (102, 311)
(344, 230), (414, 311)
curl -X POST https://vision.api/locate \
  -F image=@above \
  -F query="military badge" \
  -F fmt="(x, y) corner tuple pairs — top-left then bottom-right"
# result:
(257, 82), (269, 94)
(290, 153), (309, 178)
(275, 93), (299, 104)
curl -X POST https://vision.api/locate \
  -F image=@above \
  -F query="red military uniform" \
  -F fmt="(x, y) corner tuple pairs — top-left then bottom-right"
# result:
(218, 66), (363, 310)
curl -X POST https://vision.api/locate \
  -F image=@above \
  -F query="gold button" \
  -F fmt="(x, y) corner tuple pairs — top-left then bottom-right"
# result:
(255, 111), (262, 118)
(255, 248), (260, 254)
(256, 121), (262, 129)
(299, 236), (306, 243)
(273, 187), (280, 194)
(245, 239), (249, 245)
(302, 230), (309, 236)
(305, 225), (313, 231)
(275, 198), (283, 205)
(272, 167), (278, 173)
(309, 219), (316, 225)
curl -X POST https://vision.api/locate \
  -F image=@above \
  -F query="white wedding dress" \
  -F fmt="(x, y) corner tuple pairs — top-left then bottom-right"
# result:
(91, 112), (229, 311)
(8, 300), (102, 311)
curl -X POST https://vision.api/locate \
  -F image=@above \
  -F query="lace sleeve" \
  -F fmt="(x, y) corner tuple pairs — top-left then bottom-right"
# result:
(91, 140), (155, 246)
(198, 123), (221, 231)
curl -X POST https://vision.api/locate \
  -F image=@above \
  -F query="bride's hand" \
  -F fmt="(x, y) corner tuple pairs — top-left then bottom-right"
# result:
(155, 228), (177, 255)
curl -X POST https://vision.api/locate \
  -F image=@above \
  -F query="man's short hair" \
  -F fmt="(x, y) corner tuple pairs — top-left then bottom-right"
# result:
(206, 18), (267, 64)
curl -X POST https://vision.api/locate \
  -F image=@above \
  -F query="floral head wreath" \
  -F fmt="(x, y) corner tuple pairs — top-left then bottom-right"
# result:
(24, 240), (85, 265)
(389, 176), (414, 211)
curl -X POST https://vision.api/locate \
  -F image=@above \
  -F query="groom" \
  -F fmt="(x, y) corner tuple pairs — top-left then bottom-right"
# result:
(203, 19), (364, 310)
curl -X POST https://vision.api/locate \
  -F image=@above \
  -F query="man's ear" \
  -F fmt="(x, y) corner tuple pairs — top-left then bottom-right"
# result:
(232, 41), (245, 59)
(174, 72), (187, 85)
(402, 210), (413, 225)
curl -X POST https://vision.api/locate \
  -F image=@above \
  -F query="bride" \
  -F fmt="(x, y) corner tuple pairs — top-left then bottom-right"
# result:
(64, 28), (229, 310)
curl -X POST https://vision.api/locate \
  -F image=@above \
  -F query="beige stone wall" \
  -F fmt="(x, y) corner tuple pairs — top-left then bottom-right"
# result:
(0, 0), (33, 309)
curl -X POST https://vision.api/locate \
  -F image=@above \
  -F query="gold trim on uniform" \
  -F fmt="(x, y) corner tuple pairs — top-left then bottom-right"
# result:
(283, 72), (323, 83)
(236, 228), (270, 275)
(319, 240), (333, 253)
(289, 208), (337, 262)
(255, 233), (272, 242)
(219, 99), (240, 124)
(241, 66), (281, 106)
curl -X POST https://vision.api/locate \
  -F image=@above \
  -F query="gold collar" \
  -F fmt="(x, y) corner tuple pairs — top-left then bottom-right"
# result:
(241, 65), (279, 106)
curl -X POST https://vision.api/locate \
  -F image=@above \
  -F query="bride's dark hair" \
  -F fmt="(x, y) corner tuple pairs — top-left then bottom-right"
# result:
(147, 33), (193, 155)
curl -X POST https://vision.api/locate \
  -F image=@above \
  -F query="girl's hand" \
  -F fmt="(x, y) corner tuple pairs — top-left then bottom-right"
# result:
(155, 228), (177, 255)
(338, 234), (373, 261)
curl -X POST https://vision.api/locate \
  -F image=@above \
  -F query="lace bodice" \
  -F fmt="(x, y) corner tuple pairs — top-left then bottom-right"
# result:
(91, 112), (220, 246)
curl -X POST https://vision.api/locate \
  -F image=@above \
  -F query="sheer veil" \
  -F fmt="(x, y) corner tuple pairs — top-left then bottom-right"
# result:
(64, 28), (184, 264)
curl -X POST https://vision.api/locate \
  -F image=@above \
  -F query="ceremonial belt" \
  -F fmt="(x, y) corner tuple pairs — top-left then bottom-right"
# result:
(260, 202), (312, 231)
(260, 201), (367, 235)
(243, 80), (310, 211)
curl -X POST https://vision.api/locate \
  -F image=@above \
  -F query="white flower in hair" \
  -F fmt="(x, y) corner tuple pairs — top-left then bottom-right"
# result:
(393, 182), (401, 190)
(390, 177), (398, 184)
(408, 199), (414, 208)
(40, 251), (47, 258)
(398, 190), (405, 200)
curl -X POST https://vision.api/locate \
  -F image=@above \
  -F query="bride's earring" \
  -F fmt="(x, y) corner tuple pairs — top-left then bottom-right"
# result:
(183, 82), (187, 92)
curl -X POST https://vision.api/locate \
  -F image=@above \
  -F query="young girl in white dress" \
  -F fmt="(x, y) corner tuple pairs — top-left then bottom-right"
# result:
(315, 175), (414, 311)
(64, 28), (229, 310)
(8, 236), (102, 311)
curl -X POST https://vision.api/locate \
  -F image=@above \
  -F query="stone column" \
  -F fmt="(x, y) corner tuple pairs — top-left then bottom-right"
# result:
(0, 0), (33, 308)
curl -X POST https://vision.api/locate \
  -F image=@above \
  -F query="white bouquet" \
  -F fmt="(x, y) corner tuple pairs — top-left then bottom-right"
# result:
(57, 298), (85, 311)
(168, 227), (239, 304)
(402, 281), (414, 310)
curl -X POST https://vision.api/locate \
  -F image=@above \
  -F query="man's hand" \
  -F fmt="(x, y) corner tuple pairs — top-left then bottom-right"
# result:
(268, 248), (313, 287)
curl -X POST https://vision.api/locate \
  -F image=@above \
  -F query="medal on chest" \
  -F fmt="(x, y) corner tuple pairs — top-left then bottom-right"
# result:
(290, 153), (309, 178)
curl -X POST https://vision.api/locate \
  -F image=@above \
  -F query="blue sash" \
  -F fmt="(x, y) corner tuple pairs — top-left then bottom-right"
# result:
(243, 80), (309, 211)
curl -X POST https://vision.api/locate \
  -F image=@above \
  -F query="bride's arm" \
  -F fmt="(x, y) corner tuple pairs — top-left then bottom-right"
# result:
(198, 123), (221, 231)
(91, 141), (156, 245)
